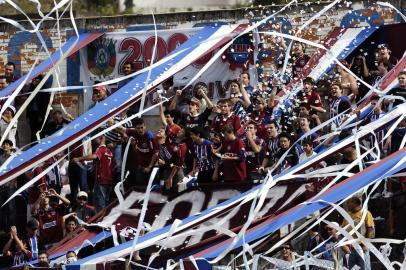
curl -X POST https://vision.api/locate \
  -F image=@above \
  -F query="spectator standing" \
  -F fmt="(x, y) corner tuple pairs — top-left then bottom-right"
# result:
(291, 42), (310, 80)
(189, 126), (215, 183)
(0, 106), (17, 147)
(240, 71), (255, 95)
(117, 62), (134, 90)
(73, 134), (116, 212)
(73, 191), (96, 222)
(329, 82), (352, 131)
(37, 250), (50, 267)
(297, 77), (325, 117)
(247, 97), (271, 139)
(26, 74), (51, 142)
(0, 75), (9, 90)
(0, 139), (17, 232)
(376, 43), (398, 67)
(120, 118), (159, 186)
(242, 122), (265, 181)
(159, 126), (187, 190)
(273, 132), (299, 174)
(24, 219), (42, 261)
(4, 62), (18, 83)
(259, 121), (280, 173)
(228, 79), (251, 123)
(342, 196), (375, 270)
(213, 125), (246, 182)
(32, 189), (70, 247)
(336, 61), (359, 100)
(68, 138), (91, 201)
(2, 226), (31, 266)
(41, 110), (73, 138)
(169, 88), (213, 129)
(211, 99), (242, 134)
(385, 71), (406, 111)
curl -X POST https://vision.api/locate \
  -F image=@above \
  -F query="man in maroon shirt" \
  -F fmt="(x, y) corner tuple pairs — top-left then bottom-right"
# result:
(211, 99), (242, 134)
(32, 189), (70, 247)
(291, 43), (310, 79)
(213, 125), (246, 182)
(119, 118), (159, 186)
(160, 126), (187, 191)
(73, 133), (116, 212)
(298, 77), (325, 117)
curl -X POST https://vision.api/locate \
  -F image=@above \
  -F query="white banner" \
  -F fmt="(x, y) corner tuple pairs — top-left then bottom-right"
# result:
(79, 28), (256, 113)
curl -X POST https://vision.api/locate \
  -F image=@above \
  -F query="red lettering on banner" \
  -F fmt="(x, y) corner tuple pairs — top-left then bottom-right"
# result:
(118, 38), (143, 73)
(144, 36), (167, 66)
(167, 33), (188, 53)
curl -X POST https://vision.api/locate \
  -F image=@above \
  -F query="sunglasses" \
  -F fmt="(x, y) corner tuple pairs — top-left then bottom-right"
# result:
(230, 93), (242, 98)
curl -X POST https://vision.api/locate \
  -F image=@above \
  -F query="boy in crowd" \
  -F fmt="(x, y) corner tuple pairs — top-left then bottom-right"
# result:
(213, 125), (246, 182)
(243, 122), (265, 181)
(189, 126), (215, 183)
(73, 133), (116, 212)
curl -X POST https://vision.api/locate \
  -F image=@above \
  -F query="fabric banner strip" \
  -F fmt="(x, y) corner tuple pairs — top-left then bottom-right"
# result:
(189, 145), (406, 262)
(64, 102), (406, 267)
(0, 32), (103, 100)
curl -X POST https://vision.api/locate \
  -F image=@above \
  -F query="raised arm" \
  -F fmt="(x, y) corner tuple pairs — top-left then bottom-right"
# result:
(169, 90), (182, 111)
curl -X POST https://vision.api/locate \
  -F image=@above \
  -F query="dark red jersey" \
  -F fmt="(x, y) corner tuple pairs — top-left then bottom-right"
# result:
(212, 113), (242, 133)
(220, 138), (246, 181)
(94, 145), (116, 185)
(126, 130), (159, 168)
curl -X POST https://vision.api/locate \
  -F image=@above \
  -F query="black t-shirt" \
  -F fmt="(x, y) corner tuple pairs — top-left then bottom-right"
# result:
(179, 107), (212, 128)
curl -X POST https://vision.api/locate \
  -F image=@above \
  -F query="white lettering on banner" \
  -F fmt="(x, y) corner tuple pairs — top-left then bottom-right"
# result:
(257, 186), (288, 218)
(97, 186), (303, 249)
(151, 190), (205, 231)
(185, 189), (242, 247)
(100, 191), (145, 227)
(278, 185), (306, 210)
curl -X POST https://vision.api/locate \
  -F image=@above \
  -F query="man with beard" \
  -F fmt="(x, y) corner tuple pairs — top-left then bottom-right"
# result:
(117, 62), (133, 90)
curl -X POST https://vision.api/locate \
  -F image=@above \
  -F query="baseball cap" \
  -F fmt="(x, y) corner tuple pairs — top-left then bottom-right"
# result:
(188, 97), (201, 108)
(77, 191), (88, 199)
(6, 106), (16, 115)
(377, 43), (389, 49)
(93, 85), (108, 94)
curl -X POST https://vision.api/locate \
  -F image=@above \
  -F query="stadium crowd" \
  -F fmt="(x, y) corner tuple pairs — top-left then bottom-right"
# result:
(0, 39), (405, 269)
